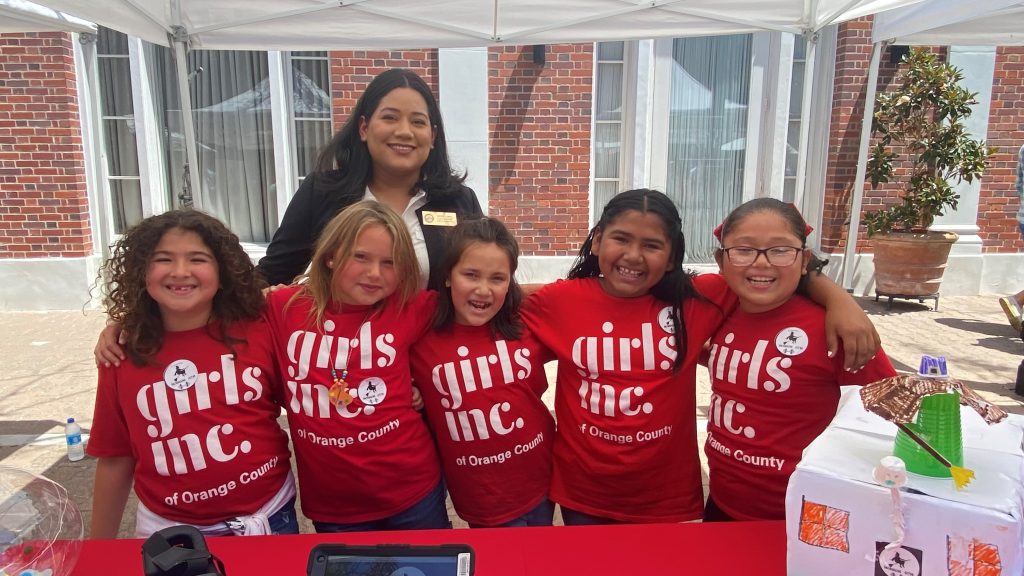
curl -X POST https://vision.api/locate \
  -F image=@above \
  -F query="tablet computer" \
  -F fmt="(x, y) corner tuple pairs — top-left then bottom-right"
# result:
(306, 543), (475, 576)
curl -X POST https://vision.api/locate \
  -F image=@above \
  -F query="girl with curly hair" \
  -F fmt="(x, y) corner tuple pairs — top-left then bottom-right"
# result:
(88, 210), (297, 539)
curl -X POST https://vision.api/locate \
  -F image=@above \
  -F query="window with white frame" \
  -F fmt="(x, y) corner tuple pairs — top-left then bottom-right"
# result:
(666, 34), (752, 263)
(96, 28), (141, 233)
(593, 42), (627, 222)
(288, 51), (332, 189)
(91, 32), (328, 243)
(783, 39), (806, 203)
(593, 34), (826, 263)
(595, 35), (752, 263)
(187, 49), (276, 242)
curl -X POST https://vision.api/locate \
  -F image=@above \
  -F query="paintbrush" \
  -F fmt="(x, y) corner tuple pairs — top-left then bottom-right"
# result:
(893, 421), (975, 490)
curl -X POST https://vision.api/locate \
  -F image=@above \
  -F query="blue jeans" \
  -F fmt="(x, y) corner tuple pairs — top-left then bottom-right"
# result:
(559, 506), (625, 526)
(468, 498), (555, 528)
(267, 497), (300, 534)
(313, 481), (451, 533)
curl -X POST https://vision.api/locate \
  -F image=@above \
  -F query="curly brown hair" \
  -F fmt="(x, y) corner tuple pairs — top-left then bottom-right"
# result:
(101, 210), (267, 366)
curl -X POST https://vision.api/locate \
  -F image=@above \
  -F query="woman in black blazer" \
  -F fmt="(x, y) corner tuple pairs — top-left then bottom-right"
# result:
(257, 68), (483, 291)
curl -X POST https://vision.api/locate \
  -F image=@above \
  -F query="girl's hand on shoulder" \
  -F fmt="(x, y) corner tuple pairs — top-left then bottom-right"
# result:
(94, 323), (126, 368)
(262, 283), (288, 298)
(824, 300), (881, 372)
(411, 385), (424, 411)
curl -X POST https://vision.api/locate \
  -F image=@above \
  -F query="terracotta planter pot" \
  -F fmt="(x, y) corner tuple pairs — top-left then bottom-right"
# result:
(872, 231), (959, 296)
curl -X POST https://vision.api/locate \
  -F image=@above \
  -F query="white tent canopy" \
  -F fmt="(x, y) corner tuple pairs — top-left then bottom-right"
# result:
(843, 0), (1024, 290)
(30, 0), (922, 50)
(0, 0), (94, 33)
(27, 0), (924, 210)
(873, 0), (1024, 46)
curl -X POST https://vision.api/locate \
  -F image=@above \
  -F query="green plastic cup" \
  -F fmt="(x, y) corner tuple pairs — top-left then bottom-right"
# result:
(893, 392), (963, 477)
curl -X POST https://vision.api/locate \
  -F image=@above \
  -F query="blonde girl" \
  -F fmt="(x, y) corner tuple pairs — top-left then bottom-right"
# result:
(264, 200), (448, 532)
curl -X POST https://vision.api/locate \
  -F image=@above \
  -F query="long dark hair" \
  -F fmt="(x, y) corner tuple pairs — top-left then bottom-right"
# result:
(314, 68), (466, 200)
(432, 217), (523, 339)
(101, 210), (266, 366)
(715, 197), (828, 294)
(568, 189), (697, 370)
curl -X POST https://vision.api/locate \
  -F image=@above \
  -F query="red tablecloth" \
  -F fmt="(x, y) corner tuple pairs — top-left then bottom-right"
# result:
(70, 520), (786, 575)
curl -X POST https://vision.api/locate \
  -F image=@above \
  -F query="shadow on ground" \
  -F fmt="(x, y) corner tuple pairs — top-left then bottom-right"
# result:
(0, 419), (66, 438)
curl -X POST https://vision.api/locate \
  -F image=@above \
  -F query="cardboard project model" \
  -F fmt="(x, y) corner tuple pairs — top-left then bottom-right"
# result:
(785, 389), (1023, 576)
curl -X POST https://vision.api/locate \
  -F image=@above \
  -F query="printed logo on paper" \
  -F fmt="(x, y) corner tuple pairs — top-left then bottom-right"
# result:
(875, 542), (923, 576)
(774, 327), (808, 357)
(163, 359), (199, 391)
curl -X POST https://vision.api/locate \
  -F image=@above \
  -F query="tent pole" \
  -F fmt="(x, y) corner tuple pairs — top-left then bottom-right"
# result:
(842, 40), (884, 292)
(792, 30), (817, 211)
(172, 26), (203, 210)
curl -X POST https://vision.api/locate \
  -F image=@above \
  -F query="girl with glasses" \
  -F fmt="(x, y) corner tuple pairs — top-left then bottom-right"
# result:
(702, 198), (897, 522)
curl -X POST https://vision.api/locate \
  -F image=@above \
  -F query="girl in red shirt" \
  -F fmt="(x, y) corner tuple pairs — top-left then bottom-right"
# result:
(410, 218), (555, 527)
(264, 200), (448, 532)
(88, 210), (296, 538)
(703, 198), (896, 521)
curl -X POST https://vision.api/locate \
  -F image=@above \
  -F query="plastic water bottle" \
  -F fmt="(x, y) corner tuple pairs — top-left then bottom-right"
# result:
(65, 417), (85, 462)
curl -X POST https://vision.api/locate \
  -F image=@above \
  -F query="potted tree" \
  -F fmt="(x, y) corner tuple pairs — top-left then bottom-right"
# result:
(864, 48), (993, 297)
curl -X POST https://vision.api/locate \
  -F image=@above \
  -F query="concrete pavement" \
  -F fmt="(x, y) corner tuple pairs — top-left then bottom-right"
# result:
(1, 294), (1021, 538)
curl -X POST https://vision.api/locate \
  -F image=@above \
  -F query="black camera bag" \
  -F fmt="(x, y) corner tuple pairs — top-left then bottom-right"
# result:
(141, 525), (227, 576)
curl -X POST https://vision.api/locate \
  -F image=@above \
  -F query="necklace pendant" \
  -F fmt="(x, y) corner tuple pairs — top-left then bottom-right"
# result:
(329, 381), (354, 407)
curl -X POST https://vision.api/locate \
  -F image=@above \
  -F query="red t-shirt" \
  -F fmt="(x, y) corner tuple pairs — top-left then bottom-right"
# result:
(704, 295), (897, 520)
(265, 286), (442, 524)
(410, 321), (555, 526)
(521, 275), (735, 523)
(87, 319), (292, 525)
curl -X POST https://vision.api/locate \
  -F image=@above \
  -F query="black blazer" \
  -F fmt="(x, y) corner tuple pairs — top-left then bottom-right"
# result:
(256, 170), (483, 290)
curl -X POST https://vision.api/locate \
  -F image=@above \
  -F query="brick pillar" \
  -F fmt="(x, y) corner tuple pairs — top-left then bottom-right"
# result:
(980, 47), (1024, 254)
(0, 32), (91, 259)
(488, 43), (592, 256)
(326, 51), (439, 133)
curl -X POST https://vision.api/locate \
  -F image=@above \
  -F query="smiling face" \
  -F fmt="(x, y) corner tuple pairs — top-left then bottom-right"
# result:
(330, 223), (399, 307)
(591, 209), (674, 299)
(359, 86), (435, 183)
(145, 227), (220, 331)
(448, 241), (512, 327)
(715, 211), (810, 314)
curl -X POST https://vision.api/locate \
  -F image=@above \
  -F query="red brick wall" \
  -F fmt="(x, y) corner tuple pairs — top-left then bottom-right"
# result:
(326, 51), (438, 131)
(487, 44), (592, 256)
(0, 32), (91, 258)
(980, 46), (1024, 253)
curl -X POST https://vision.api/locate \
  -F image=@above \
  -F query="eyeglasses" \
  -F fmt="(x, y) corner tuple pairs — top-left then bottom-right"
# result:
(722, 246), (803, 267)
